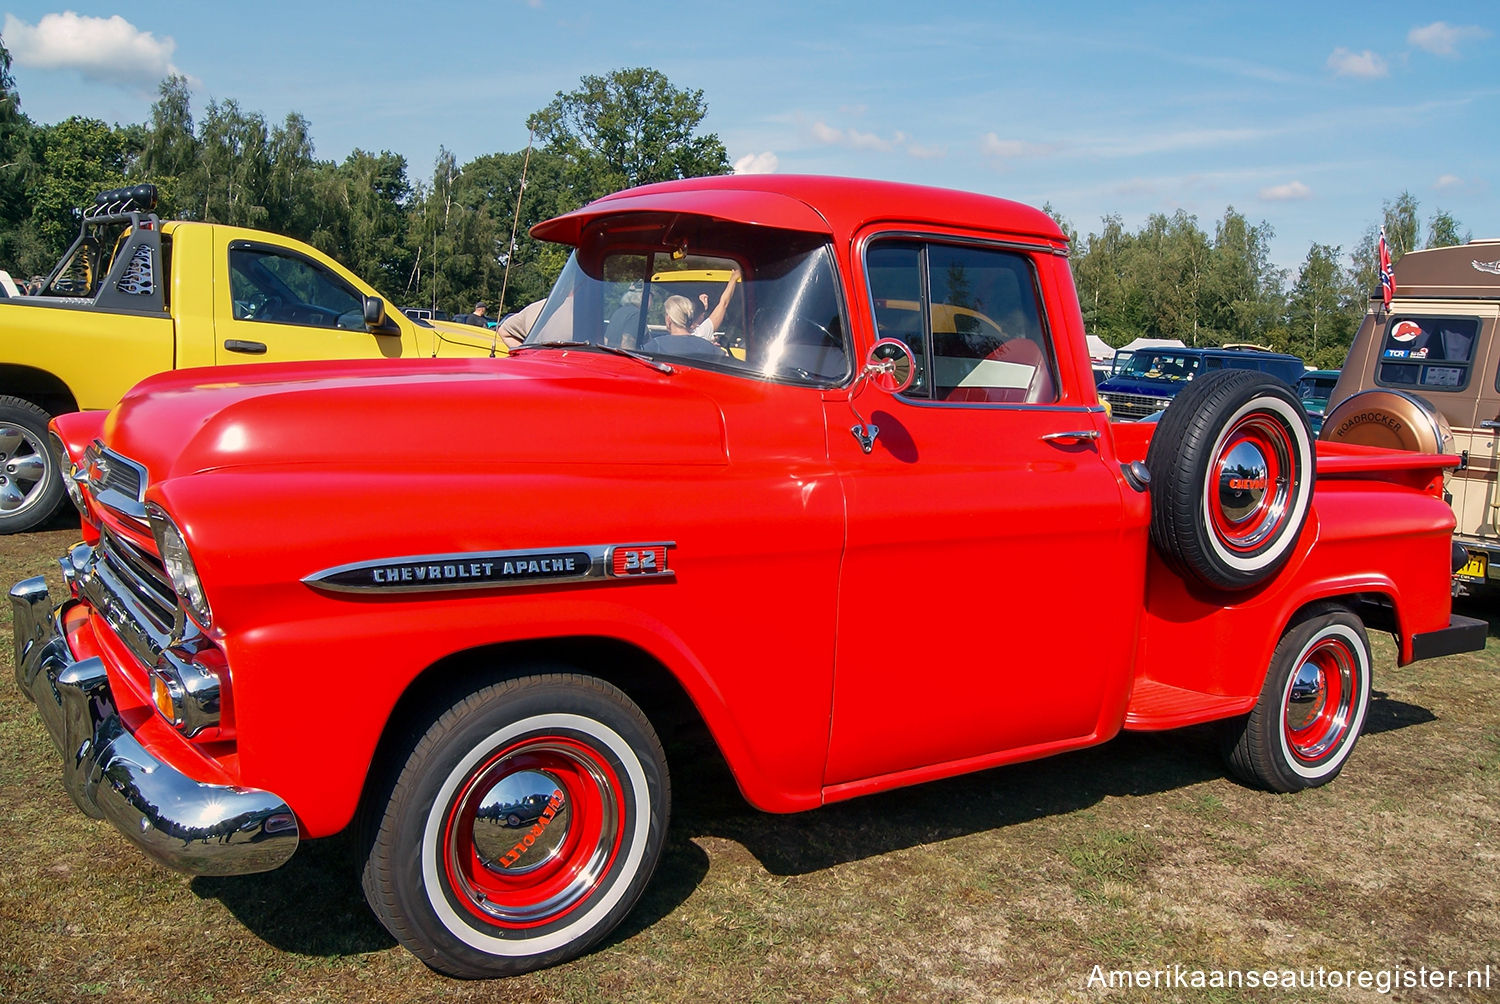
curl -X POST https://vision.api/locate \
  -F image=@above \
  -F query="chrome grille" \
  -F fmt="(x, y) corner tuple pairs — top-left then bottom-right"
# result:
(1101, 392), (1172, 419)
(95, 527), (179, 655)
(86, 443), (148, 519)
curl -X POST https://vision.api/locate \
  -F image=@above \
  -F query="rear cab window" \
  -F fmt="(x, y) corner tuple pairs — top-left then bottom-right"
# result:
(1376, 315), (1482, 392)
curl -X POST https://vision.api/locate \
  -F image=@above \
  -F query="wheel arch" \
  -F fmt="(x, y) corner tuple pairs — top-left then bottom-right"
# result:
(0, 364), (80, 417)
(354, 634), (747, 836)
(1276, 587), (1407, 663)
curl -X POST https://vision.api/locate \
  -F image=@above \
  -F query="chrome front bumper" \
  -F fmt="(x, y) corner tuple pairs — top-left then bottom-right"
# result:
(10, 574), (299, 875)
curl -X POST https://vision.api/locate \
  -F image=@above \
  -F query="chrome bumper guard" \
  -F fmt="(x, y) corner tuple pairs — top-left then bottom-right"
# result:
(10, 574), (299, 876)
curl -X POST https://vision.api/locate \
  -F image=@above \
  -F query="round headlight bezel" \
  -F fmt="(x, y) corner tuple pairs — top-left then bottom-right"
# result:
(145, 503), (213, 630)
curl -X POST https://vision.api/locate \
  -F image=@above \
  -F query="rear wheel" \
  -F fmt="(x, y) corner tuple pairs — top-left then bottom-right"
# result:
(0, 396), (64, 534)
(1223, 605), (1372, 792)
(361, 672), (669, 978)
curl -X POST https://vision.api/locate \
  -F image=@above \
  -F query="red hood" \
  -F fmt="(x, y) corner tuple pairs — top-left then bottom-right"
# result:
(100, 355), (728, 480)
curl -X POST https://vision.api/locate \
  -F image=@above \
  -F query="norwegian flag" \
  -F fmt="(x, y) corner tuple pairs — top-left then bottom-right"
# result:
(1378, 226), (1395, 309)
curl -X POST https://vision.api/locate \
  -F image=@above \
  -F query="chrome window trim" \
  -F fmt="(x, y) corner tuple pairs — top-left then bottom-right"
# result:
(857, 230), (1064, 408)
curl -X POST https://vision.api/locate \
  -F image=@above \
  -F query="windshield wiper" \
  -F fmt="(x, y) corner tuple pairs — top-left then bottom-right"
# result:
(513, 341), (674, 374)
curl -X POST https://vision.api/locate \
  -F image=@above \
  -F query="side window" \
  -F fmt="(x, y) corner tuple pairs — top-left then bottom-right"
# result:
(865, 239), (1057, 404)
(1377, 316), (1480, 391)
(229, 245), (365, 330)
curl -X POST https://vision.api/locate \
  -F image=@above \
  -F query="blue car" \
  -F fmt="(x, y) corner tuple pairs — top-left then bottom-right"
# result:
(1098, 345), (1306, 420)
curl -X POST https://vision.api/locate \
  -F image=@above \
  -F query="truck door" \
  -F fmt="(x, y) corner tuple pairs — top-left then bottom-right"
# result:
(213, 239), (418, 363)
(824, 237), (1145, 787)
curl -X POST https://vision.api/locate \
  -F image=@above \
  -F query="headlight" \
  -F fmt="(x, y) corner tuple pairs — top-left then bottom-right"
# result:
(146, 503), (213, 629)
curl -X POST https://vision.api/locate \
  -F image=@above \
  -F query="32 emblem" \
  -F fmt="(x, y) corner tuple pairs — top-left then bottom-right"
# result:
(612, 545), (671, 577)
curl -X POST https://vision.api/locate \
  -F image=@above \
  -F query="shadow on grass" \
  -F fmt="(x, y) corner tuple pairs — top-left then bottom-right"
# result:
(668, 691), (1440, 879)
(191, 832), (395, 957)
(183, 691), (1440, 961)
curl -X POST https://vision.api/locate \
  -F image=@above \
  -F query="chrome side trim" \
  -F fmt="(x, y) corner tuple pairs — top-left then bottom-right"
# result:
(9, 577), (297, 875)
(304, 542), (677, 594)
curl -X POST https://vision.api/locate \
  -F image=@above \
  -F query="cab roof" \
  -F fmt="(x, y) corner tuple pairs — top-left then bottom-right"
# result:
(1390, 240), (1500, 299)
(531, 174), (1067, 249)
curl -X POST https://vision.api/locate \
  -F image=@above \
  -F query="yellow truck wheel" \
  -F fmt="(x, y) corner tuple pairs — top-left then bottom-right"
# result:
(0, 396), (65, 534)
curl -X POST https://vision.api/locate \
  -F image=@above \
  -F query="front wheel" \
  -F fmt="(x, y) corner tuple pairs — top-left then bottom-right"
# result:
(361, 673), (670, 978)
(0, 396), (64, 534)
(1223, 605), (1373, 792)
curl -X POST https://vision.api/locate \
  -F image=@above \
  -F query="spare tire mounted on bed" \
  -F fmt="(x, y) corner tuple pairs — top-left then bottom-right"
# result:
(1146, 369), (1315, 591)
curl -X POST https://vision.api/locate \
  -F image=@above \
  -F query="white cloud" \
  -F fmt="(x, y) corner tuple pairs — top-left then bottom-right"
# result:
(1435, 173), (1465, 191)
(1326, 47), (1388, 78)
(811, 121), (844, 145)
(1408, 21), (1491, 56)
(905, 143), (946, 160)
(981, 134), (1062, 159)
(1259, 181), (1311, 201)
(733, 151), (779, 174)
(2, 12), (181, 90)
(809, 121), (935, 158)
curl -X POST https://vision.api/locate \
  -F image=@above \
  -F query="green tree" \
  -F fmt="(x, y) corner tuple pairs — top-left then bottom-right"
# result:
(188, 98), (270, 227)
(28, 117), (132, 254)
(1383, 191), (1420, 257)
(1, 32), (32, 229)
(1072, 214), (1135, 345)
(1286, 243), (1356, 367)
(1425, 209), (1468, 249)
(527, 67), (730, 204)
(449, 147), (571, 314)
(1206, 207), (1282, 346)
(264, 111), (316, 239)
(300, 149), (414, 300)
(134, 75), (199, 216)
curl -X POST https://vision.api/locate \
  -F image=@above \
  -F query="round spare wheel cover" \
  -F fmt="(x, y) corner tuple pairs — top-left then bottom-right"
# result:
(1318, 389), (1453, 454)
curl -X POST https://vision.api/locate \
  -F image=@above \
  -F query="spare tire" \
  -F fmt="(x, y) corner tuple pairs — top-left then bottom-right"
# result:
(1317, 389), (1453, 454)
(1147, 370), (1314, 591)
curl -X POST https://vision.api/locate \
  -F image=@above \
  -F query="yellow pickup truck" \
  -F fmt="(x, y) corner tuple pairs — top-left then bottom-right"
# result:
(0, 184), (505, 532)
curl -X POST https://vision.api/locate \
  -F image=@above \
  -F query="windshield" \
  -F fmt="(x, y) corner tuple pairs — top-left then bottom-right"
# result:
(1298, 374), (1337, 403)
(526, 219), (850, 385)
(1118, 351), (1200, 382)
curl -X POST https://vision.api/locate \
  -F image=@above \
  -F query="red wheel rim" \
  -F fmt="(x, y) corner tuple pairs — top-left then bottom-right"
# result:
(441, 735), (625, 929)
(1209, 413), (1296, 554)
(1283, 635), (1359, 763)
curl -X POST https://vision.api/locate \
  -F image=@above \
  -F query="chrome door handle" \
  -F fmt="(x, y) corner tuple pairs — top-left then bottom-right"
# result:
(1042, 429), (1101, 443)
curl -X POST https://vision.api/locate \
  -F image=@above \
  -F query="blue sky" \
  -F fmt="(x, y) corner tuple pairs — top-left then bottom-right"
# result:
(4, 2), (1495, 275)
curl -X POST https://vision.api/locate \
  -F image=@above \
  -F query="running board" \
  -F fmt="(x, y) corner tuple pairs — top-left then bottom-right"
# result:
(1124, 679), (1257, 731)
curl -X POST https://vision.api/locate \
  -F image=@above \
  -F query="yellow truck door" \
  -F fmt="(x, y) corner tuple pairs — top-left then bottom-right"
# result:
(208, 228), (421, 364)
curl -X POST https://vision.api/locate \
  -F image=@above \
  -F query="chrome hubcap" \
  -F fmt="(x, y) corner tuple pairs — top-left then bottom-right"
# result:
(471, 769), (570, 875)
(0, 424), (50, 514)
(1286, 662), (1328, 732)
(1217, 440), (1269, 523)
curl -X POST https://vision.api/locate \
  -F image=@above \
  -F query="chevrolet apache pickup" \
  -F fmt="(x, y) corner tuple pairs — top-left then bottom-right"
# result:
(11, 175), (1487, 978)
(0, 184), (502, 533)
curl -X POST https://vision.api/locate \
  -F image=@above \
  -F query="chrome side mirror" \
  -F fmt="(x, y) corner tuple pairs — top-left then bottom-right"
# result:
(850, 338), (916, 453)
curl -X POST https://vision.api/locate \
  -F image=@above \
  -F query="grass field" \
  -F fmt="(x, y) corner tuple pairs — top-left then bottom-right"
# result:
(1, 517), (1497, 1003)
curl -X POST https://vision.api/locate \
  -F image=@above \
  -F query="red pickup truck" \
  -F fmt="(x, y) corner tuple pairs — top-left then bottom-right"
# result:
(12, 175), (1485, 979)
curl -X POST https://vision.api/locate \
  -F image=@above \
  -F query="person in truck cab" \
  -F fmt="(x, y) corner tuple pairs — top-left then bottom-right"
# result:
(642, 265), (741, 354)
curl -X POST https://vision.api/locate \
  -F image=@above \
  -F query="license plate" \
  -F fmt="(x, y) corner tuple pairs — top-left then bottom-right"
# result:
(1456, 551), (1489, 581)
